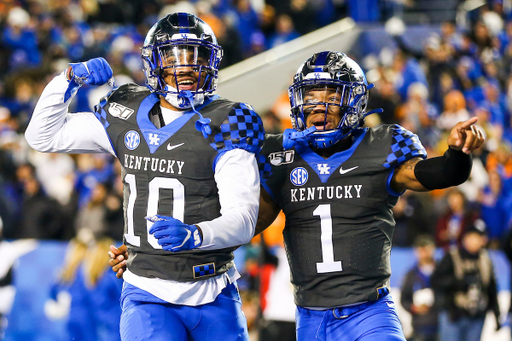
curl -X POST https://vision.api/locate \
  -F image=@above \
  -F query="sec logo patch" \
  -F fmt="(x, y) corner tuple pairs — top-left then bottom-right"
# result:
(124, 130), (140, 150)
(290, 167), (308, 186)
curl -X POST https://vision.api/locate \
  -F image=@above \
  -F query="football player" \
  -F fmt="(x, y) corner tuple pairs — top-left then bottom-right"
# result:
(26, 13), (264, 341)
(255, 51), (483, 341)
(110, 51), (484, 340)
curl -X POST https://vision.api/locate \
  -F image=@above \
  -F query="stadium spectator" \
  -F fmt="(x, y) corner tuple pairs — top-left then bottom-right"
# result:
(392, 48), (428, 102)
(501, 224), (512, 341)
(233, 0), (261, 56)
(435, 188), (478, 250)
(2, 7), (41, 72)
(256, 212), (295, 341)
(392, 191), (437, 247)
(431, 220), (500, 341)
(45, 236), (123, 341)
(477, 170), (509, 247)
(267, 14), (300, 49)
(396, 82), (440, 149)
(437, 89), (471, 131)
(15, 163), (70, 240)
(367, 75), (401, 124)
(400, 235), (439, 341)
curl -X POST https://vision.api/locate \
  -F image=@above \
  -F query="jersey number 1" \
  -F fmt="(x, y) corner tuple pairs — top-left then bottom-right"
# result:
(314, 204), (342, 273)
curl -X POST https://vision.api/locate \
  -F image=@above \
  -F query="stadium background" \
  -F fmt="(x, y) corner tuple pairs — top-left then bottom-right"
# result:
(1, 0), (512, 340)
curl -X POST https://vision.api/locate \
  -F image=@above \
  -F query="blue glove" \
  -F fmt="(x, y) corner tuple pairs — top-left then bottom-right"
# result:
(147, 215), (202, 252)
(69, 57), (114, 86)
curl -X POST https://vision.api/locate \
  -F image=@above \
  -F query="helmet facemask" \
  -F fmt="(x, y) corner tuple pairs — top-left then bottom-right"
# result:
(288, 79), (369, 149)
(142, 34), (223, 109)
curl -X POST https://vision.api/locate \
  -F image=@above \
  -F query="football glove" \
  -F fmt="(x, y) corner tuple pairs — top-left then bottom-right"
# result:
(69, 57), (114, 86)
(147, 215), (202, 252)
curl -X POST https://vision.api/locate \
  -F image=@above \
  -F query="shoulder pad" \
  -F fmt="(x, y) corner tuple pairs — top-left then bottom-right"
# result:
(109, 83), (150, 102)
(210, 102), (265, 155)
(383, 124), (427, 169)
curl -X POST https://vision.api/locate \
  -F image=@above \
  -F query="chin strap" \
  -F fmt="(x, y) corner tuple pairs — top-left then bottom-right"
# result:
(178, 90), (212, 138)
(282, 126), (317, 150)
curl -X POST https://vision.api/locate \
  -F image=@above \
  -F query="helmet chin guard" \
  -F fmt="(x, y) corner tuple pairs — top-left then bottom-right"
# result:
(286, 51), (381, 150)
(164, 84), (205, 109)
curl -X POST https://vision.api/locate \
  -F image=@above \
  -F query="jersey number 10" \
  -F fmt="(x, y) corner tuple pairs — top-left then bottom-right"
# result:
(123, 174), (184, 249)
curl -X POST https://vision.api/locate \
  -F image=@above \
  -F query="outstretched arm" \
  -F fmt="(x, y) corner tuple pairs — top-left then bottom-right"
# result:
(391, 117), (485, 192)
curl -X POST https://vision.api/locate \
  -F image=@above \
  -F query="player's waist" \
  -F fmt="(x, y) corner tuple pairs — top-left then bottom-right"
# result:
(128, 249), (235, 282)
(300, 286), (390, 316)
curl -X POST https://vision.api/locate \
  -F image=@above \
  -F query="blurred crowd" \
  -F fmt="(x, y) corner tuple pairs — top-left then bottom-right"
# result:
(3, 0), (512, 339)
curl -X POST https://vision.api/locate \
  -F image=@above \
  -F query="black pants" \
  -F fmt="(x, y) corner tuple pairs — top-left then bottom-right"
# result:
(258, 320), (296, 341)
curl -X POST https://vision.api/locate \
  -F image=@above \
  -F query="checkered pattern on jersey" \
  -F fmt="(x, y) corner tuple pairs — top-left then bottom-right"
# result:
(258, 153), (273, 186)
(93, 91), (114, 129)
(193, 263), (216, 278)
(210, 103), (265, 154)
(383, 125), (427, 169)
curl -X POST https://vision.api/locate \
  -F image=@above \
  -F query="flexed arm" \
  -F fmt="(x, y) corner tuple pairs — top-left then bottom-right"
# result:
(25, 58), (115, 155)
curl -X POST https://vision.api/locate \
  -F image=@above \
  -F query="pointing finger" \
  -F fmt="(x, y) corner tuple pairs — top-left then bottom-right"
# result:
(458, 117), (478, 130)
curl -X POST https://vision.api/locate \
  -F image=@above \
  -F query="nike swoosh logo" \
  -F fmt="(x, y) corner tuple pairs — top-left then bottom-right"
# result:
(167, 143), (184, 151)
(386, 302), (395, 307)
(339, 166), (358, 175)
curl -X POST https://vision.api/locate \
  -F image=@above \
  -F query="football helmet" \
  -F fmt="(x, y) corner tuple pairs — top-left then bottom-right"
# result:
(285, 51), (381, 149)
(141, 12), (223, 109)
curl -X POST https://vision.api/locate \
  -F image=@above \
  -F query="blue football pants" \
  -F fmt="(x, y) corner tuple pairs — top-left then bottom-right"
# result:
(120, 283), (249, 341)
(295, 294), (406, 341)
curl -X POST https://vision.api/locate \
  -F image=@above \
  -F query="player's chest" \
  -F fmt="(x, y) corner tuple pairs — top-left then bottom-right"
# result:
(116, 125), (215, 178)
(270, 151), (388, 206)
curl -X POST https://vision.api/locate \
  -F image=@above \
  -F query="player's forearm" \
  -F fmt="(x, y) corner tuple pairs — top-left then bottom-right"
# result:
(413, 147), (472, 190)
(197, 149), (260, 249)
(198, 204), (258, 249)
(26, 73), (114, 154)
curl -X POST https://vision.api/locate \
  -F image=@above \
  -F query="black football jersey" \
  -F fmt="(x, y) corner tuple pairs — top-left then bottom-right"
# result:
(93, 84), (264, 282)
(259, 125), (427, 307)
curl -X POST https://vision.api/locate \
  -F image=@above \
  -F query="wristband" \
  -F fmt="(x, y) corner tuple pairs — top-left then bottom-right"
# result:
(414, 148), (472, 190)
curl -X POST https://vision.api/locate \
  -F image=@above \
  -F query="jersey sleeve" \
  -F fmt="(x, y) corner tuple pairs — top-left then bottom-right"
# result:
(383, 124), (427, 169)
(210, 103), (265, 156)
(25, 73), (115, 155)
(92, 89), (116, 124)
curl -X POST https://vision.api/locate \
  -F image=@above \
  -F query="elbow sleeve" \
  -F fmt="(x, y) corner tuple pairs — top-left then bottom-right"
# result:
(413, 148), (472, 190)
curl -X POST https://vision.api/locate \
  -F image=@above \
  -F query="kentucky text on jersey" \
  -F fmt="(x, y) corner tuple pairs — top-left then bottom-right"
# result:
(290, 184), (363, 202)
(124, 154), (185, 174)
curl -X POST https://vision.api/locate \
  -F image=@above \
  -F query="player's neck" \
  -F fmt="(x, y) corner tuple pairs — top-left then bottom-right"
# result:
(160, 97), (186, 112)
(312, 136), (353, 159)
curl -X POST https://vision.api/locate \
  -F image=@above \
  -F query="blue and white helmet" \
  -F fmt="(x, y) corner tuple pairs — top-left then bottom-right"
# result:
(141, 12), (223, 109)
(286, 51), (379, 149)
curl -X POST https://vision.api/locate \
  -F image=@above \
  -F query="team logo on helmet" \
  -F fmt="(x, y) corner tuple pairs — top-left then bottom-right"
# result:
(290, 167), (308, 186)
(124, 130), (140, 150)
